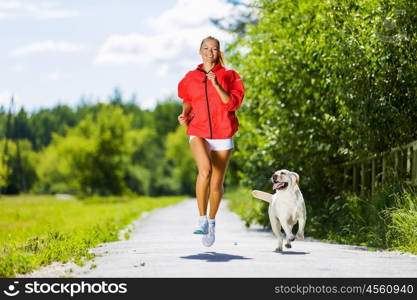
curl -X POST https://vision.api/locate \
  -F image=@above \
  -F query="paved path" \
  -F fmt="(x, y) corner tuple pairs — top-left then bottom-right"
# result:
(23, 199), (417, 277)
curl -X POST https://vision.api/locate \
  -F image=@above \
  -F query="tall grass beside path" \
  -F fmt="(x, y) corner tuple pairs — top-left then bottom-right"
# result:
(0, 194), (185, 277)
(384, 192), (417, 255)
(225, 187), (270, 228)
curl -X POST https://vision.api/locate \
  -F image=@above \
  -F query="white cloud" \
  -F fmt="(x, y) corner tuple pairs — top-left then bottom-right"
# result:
(142, 97), (157, 110)
(12, 63), (25, 72)
(160, 87), (172, 97)
(95, 0), (239, 66)
(42, 71), (65, 81)
(11, 41), (83, 56)
(97, 98), (110, 104)
(155, 64), (170, 78)
(0, 0), (80, 20)
(45, 72), (60, 81)
(0, 2), (22, 9)
(147, 0), (232, 31)
(0, 91), (18, 108)
(142, 88), (173, 110)
(95, 33), (182, 64)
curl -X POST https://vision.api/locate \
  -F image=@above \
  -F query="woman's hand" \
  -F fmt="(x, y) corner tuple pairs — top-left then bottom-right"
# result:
(208, 71), (231, 104)
(177, 112), (189, 125)
(206, 71), (218, 86)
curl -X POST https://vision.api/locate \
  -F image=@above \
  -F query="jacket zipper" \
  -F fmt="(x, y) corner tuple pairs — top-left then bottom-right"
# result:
(198, 68), (213, 139)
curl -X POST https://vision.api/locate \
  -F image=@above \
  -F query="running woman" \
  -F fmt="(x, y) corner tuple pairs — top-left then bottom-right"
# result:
(177, 36), (245, 247)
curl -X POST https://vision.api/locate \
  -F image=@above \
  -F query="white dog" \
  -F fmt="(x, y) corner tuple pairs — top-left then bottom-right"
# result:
(252, 169), (307, 251)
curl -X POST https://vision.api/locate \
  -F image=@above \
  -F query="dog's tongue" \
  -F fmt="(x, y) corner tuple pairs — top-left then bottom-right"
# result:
(273, 182), (285, 190)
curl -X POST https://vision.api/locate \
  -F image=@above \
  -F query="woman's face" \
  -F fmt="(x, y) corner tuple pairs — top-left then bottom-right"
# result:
(199, 39), (220, 64)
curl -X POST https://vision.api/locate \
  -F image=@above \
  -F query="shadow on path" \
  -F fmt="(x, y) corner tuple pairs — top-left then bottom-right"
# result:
(275, 251), (309, 255)
(180, 252), (252, 262)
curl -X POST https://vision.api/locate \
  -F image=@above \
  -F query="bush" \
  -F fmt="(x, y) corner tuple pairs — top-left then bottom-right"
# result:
(225, 0), (417, 249)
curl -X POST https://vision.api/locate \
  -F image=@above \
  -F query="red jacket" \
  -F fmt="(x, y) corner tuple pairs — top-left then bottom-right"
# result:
(178, 63), (244, 139)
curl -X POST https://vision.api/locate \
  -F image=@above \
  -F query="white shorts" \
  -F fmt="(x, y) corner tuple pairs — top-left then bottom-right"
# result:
(189, 136), (234, 151)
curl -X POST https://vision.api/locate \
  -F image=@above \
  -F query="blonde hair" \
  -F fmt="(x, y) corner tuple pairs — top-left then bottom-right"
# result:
(200, 36), (225, 67)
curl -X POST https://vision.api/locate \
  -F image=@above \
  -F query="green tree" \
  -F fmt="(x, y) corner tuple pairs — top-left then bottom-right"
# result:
(35, 104), (132, 196)
(0, 159), (6, 189)
(29, 105), (77, 151)
(226, 0), (417, 213)
(0, 139), (37, 194)
(124, 128), (160, 195)
(149, 99), (183, 137)
(165, 126), (195, 195)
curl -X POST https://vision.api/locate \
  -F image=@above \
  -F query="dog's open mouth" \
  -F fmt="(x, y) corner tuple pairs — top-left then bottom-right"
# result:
(272, 182), (288, 190)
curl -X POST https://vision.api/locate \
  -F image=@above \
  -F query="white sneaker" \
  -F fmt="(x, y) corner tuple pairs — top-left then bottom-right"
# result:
(193, 217), (208, 234)
(202, 222), (215, 247)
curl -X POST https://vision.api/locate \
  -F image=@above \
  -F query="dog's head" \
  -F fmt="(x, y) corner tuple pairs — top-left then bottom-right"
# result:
(271, 169), (300, 191)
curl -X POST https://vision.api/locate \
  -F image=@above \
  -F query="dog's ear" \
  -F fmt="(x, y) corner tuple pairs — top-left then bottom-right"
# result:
(290, 172), (300, 185)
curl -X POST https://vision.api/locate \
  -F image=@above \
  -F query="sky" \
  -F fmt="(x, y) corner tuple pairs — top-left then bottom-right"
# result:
(0, 0), (248, 114)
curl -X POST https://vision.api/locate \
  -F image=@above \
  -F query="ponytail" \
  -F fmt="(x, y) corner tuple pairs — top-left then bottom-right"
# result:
(219, 50), (225, 67)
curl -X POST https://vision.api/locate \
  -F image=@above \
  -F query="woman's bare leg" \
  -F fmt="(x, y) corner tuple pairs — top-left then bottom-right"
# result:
(208, 149), (233, 219)
(190, 137), (212, 216)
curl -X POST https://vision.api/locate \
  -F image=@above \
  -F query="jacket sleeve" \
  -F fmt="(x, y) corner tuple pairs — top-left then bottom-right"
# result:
(222, 70), (244, 112)
(178, 72), (192, 104)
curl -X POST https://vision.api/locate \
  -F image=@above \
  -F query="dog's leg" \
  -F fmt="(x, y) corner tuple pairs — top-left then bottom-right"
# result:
(281, 223), (295, 248)
(296, 204), (307, 240)
(269, 208), (283, 251)
(296, 217), (306, 240)
(252, 190), (272, 203)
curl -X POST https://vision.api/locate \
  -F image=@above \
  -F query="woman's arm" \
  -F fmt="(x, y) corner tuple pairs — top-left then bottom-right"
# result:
(178, 102), (192, 125)
(182, 102), (192, 115)
(207, 71), (230, 104)
(212, 82), (231, 104)
(208, 70), (244, 111)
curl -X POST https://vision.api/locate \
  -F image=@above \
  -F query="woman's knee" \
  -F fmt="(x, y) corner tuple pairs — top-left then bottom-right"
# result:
(197, 167), (212, 180)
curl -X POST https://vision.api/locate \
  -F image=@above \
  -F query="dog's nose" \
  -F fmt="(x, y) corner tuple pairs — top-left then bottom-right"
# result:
(272, 174), (278, 182)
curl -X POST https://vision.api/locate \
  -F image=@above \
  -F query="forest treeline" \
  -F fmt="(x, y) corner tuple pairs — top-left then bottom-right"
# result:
(0, 90), (196, 197)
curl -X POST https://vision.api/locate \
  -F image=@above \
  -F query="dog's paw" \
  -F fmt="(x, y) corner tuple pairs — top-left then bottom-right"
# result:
(275, 247), (283, 252)
(296, 232), (304, 240)
(252, 190), (273, 203)
(289, 234), (296, 242)
(285, 243), (292, 249)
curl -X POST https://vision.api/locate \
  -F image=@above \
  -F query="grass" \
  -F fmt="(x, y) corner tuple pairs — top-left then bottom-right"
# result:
(0, 194), (185, 278)
(225, 186), (270, 228)
(384, 192), (417, 254)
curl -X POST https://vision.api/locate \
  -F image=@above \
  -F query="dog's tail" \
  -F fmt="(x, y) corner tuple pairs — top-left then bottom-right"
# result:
(252, 190), (273, 203)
